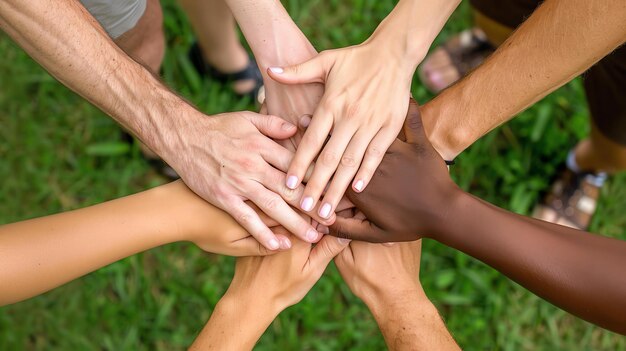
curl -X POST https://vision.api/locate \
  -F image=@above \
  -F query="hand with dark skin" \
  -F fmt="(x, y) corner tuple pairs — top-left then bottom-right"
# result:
(329, 99), (626, 334)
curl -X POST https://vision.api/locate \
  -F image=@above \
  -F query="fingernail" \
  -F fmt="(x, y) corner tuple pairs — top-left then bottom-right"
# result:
(319, 203), (332, 219)
(306, 229), (319, 242)
(300, 115), (312, 128)
(281, 122), (296, 131)
(301, 196), (314, 211)
(354, 180), (364, 192)
(286, 175), (298, 189)
(318, 225), (329, 235)
(269, 67), (284, 74)
(337, 237), (351, 245)
(268, 238), (280, 250)
(280, 237), (292, 249)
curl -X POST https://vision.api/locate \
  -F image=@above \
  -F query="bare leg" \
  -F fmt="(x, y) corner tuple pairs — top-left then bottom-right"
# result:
(574, 123), (626, 174)
(178, 0), (255, 94)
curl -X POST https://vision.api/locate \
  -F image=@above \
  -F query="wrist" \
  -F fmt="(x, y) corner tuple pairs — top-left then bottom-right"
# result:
(420, 100), (472, 161)
(364, 284), (431, 320)
(219, 290), (280, 326)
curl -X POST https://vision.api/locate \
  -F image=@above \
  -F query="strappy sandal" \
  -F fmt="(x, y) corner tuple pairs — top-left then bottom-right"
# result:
(532, 157), (608, 230)
(418, 28), (496, 94)
(188, 42), (263, 102)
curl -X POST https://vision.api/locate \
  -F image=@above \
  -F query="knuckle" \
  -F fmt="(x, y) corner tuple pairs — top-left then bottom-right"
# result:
(281, 186), (300, 203)
(320, 150), (339, 166)
(340, 153), (358, 168)
(366, 145), (384, 159)
(344, 103), (362, 120)
(263, 194), (281, 211)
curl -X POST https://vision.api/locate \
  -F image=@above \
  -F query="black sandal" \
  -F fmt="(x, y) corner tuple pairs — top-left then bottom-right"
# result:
(188, 42), (263, 102)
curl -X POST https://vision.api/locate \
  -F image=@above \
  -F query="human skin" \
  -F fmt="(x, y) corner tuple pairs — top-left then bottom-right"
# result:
(0, 0), (331, 250)
(0, 181), (286, 307)
(334, 239), (459, 350)
(266, 0), (460, 219)
(330, 101), (626, 334)
(419, 0), (626, 161)
(190, 232), (350, 350)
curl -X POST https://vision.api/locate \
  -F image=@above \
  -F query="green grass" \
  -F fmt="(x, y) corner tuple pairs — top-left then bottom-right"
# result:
(1, 1), (625, 350)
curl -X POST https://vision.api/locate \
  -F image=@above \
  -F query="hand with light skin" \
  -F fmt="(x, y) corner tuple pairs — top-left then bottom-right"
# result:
(330, 100), (626, 334)
(0, 0), (334, 252)
(0, 180), (288, 306)
(335, 240), (460, 350)
(190, 231), (350, 350)
(266, 0), (460, 220)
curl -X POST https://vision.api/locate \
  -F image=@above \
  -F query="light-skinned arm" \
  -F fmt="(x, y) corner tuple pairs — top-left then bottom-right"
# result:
(0, 181), (286, 306)
(266, 0), (460, 219)
(330, 101), (626, 334)
(0, 0), (331, 250)
(421, 0), (626, 160)
(335, 239), (460, 350)
(190, 232), (350, 350)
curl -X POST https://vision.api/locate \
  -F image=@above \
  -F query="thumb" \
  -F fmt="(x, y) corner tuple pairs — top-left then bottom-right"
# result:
(308, 235), (351, 271)
(403, 98), (428, 145)
(267, 53), (329, 85)
(328, 217), (388, 243)
(244, 113), (297, 140)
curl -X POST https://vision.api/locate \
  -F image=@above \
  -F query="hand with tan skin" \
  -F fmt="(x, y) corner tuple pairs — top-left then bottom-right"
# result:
(0, 181), (288, 307)
(190, 230), (350, 350)
(335, 239), (459, 350)
(330, 100), (626, 334)
(267, 0), (460, 221)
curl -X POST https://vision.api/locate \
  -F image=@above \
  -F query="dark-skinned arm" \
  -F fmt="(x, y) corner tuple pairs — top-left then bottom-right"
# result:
(329, 99), (626, 335)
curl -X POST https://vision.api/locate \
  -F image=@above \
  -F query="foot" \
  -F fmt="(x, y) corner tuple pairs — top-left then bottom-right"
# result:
(418, 28), (494, 93)
(191, 42), (262, 98)
(533, 150), (607, 230)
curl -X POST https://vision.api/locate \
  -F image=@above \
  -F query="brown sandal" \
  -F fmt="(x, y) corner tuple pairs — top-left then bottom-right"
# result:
(532, 162), (607, 230)
(418, 28), (495, 94)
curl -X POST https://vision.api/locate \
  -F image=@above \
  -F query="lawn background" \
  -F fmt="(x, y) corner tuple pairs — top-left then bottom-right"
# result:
(1, 0), (625, 350)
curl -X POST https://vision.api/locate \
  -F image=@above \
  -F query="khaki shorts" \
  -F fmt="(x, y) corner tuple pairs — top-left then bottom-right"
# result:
(80, 0), (147, 39)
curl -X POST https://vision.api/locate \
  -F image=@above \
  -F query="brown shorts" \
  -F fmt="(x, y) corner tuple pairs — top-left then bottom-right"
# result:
(471, 0), (626, 145)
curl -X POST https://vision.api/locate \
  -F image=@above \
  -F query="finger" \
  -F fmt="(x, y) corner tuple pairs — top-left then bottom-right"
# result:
(243, 112), (298, 140)
(328, 217), (388, 243)
(229, 234), (292, 257)
(259, 139), (294, 173)
(247, 182), (321, 244)
(244, 201), (279, 227)
(351, 127), (396, 193)
(403, 98), (427, 145)
(299, 124), (356, 213)
(285, 108), (333, 190)
(225, 198), (282, 250)
(259, 102), (268, 115)
(308, 235), (351, 274)
(267, 53), (329, 85)
(261, 167), (336, 226)
(318, 131), (371, 219)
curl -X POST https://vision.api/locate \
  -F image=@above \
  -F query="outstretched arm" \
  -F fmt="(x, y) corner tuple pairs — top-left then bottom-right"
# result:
(0, 181), (280, 306)
(421, 0), (626, 160)
(334, 239), (459, 350)
(190, 232), (349, 350)
(330, 100), (626, 334)
(0, 0), (329, 250)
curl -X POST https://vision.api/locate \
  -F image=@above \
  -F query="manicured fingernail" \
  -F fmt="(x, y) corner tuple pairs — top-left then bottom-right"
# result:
(286, 175), (298, 189)
(337, 237), (351, 245)
(300, 115), (312, 128)
(301, 196), (314, 211)
(319, 203), (332, 219)
(269, 67), (284, 74)
(280, 237), (292, 249)
(354, 180), (364, 192)
(268, 238), (280, 250)
(306, 229), (319, 242)
(282, 122), (296, 131)
(318, 225), (329, 235)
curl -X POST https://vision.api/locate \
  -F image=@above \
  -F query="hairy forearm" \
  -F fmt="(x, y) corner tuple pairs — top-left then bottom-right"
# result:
(190, 292), (277, 350)
(422, 0), (626, 159)
(0, 0), (193, 154)
(365, 288), (460, 351)
(437, 191), (626, 334)
(0, 182), (207, 306)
